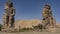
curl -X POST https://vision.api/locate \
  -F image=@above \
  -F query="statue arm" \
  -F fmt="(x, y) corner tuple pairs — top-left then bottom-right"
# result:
(42, 11), (46, 17)
(4, 9), (8, 16)
(11, 9), (15, 16)
(49, 10), (52, 17)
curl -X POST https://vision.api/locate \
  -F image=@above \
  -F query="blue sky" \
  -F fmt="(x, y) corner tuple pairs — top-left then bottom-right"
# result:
(0, 0), (60, 24)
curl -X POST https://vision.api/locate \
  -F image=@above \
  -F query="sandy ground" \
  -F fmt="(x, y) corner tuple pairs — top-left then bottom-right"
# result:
(0, 28), (60, 34)
(0, 32), (60, 34)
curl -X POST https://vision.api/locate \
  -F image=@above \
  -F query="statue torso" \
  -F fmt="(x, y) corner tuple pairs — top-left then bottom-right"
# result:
(5, 8), (14, 16)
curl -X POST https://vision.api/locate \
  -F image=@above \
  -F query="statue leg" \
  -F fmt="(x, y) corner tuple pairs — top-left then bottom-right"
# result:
(8, 16), (12, 28)
(8, 16), (14, 28)
(2, 15), (9, 31)
(8, 16), (15, 31)
(51, 17), (56, 28)
(11, 17), (15, 28)
(4, 16), (9, 28)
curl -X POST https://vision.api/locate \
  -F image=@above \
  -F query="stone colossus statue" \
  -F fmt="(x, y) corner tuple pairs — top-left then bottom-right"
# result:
(2, 0), (15, 31)
(42, 4), (56, 29)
